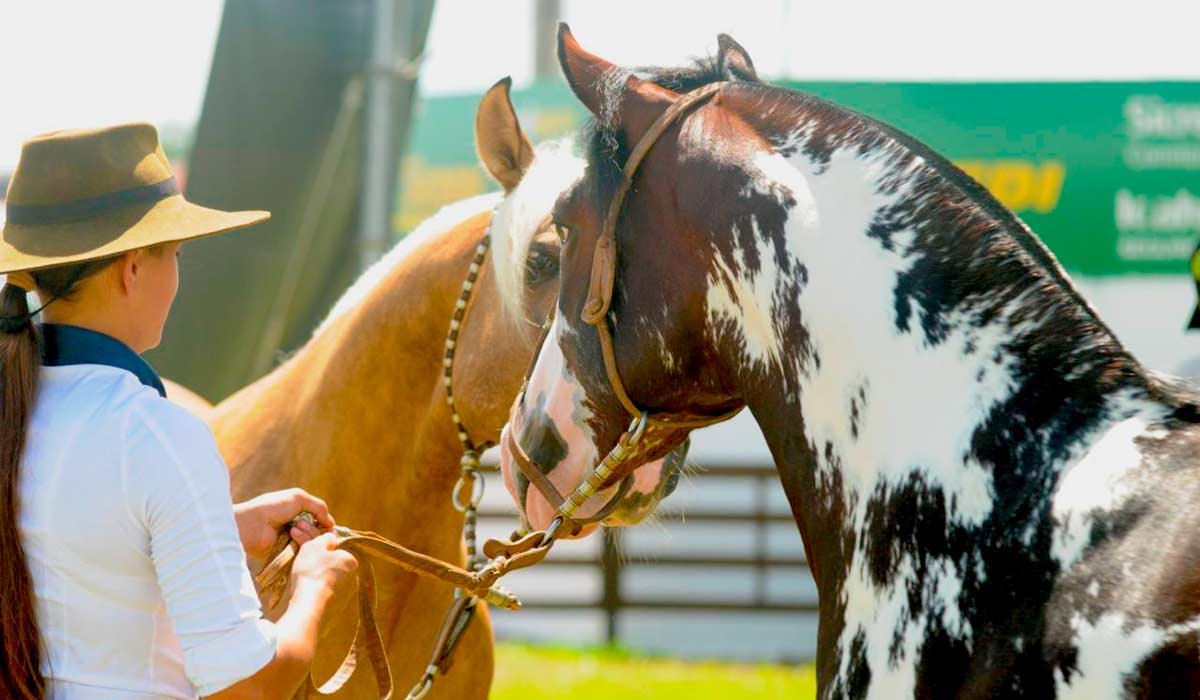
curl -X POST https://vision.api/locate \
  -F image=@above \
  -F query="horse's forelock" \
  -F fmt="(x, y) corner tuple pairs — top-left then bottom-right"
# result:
(490, 138), (586, 319)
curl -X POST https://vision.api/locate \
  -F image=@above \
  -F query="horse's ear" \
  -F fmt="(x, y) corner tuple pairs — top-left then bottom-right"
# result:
(557, 23), (678, 148)
(475, 76), (535, 192)
(717, 34), (758, 82)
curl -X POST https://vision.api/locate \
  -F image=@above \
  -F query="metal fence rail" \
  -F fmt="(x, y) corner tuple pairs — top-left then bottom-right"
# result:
(479, 465), (814, 643)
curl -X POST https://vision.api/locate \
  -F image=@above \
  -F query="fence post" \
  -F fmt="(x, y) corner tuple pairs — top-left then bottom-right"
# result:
(755, 472), (769, 605)
(601, 527), (623, 644)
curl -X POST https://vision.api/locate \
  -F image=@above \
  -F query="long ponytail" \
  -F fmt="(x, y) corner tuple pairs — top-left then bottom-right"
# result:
(0, 279), (44, 700)
(0, 258), (117, 699)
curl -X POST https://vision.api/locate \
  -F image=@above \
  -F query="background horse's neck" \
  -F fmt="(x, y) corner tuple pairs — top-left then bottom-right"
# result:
(208, 213), (495, 696)
(215, 215), (489, 513)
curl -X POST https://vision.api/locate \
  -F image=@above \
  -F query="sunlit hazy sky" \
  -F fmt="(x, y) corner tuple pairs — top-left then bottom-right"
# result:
(1, 0), (1198, 170)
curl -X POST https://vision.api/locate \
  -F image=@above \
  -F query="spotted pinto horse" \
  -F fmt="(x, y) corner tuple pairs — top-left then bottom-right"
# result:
(497, 25), (1200, 699)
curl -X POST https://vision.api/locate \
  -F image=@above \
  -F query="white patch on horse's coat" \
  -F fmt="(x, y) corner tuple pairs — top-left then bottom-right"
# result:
(840, 553), (974, 699)
(772, 144), (1008, 520)
(314, 192), (500, 336)
(1051, 403), (1166, 569)
(705, 222), (787, 369)
(489, 139), (586, 317)
(711, 134), (1176, 693)
(727, 143), (1042, 694)
(1055, 613), (1167, 699)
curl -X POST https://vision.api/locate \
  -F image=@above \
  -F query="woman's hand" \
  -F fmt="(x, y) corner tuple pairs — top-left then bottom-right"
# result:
(234, 488), (335, 561)
(290, 532), (359, 600)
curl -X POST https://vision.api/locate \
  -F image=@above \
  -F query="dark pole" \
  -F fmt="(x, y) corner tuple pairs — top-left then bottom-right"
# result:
(358, 0), (436, 272)
(601, 526), (622, 644)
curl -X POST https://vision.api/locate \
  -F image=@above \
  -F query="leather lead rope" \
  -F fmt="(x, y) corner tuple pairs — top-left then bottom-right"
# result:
(253, 519), (524, 699)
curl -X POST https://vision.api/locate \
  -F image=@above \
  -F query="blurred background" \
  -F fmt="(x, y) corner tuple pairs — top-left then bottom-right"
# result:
(2, 0), (1198, 694)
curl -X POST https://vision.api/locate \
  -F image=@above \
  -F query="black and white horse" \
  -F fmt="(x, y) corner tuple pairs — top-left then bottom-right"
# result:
(497, 26), (1200, 698)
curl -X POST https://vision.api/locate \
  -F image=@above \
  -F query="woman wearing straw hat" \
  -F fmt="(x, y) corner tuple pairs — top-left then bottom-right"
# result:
(0, 123), (358, 699)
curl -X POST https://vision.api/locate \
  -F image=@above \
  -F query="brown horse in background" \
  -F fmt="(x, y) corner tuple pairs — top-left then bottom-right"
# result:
(207, 79), (578, 698)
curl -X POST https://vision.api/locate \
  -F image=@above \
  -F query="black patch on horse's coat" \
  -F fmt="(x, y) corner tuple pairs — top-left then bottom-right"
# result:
(515, 471), (531, 508)
(844, 630), (872, 697)
(517, 392), (568, 503)
(1172, 402), (1200, 423)
(514, 394), (568, 507)
(1087, 497), (1152, 549)
(1131, 635), (1200, 698)
(521, 415), (568, 476)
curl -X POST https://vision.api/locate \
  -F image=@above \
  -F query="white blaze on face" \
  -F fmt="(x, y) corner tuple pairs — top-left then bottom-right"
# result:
(500, 315), (670, 531)
(501, 315), (595, 528)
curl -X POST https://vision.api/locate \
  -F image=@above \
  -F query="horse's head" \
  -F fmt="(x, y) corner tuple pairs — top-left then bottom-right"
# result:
(498, 28), (763, 535)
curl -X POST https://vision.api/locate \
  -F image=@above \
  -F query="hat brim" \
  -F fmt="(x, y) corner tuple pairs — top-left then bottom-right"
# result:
(0, 194), (269, 274)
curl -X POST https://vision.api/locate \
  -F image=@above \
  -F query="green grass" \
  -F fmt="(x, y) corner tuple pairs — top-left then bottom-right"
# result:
(491, 642), (816, 699)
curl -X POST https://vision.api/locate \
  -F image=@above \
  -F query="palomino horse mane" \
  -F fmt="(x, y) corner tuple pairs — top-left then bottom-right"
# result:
(490, 139), (584, 318)
(314, 192), (500, 337)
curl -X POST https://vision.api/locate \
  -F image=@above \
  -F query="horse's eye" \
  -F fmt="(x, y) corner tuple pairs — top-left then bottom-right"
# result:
(526, 246), (559, 285)
(553, 222), (569, 244)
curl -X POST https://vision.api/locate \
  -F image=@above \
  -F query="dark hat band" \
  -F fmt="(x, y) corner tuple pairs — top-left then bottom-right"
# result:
(5, 177), (179, 226)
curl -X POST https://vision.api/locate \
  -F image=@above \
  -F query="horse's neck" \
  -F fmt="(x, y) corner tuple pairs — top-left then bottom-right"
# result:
(727, 142), (1166, 588)
(213, 227), (481, 533)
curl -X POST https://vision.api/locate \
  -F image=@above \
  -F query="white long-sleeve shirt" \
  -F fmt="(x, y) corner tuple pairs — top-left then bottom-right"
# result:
(18, 357), (276, 699)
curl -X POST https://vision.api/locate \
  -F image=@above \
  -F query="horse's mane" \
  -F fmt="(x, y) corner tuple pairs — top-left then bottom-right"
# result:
(314, 192), (501, 337)
(491, 56), (750, 316)
(762, 84), (1148, 382)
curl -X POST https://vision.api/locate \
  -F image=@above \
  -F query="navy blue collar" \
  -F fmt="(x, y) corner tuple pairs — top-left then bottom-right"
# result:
(40, 324), (167, 398)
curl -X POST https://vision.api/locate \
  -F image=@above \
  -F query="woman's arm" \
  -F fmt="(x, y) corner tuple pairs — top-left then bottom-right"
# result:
(127, 402), (356, 699)
(204, 533), (357, 699)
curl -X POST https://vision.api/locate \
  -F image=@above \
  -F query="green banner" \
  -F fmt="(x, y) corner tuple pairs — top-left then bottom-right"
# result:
(398, 81), (1200, 277)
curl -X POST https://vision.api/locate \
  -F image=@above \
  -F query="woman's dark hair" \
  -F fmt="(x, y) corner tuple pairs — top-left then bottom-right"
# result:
(1, 257), (116, 699)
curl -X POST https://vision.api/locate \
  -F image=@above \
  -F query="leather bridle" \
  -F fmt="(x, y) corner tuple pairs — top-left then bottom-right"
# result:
(507, 81), (743, 541)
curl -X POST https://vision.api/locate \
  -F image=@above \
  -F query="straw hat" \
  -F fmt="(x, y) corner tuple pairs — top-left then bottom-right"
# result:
(1, 122), (268, 277)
